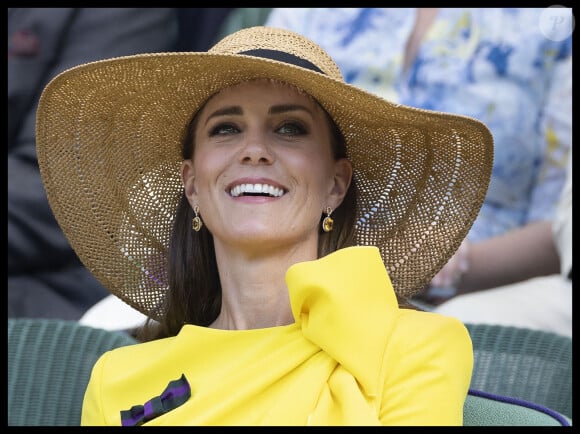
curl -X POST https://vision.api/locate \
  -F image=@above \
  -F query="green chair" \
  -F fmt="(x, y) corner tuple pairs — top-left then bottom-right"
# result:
(8, 318), (138, 426)
(464, 389), (571, 426)
(7, 318), (572, 426)
(465, 323), (572, 419)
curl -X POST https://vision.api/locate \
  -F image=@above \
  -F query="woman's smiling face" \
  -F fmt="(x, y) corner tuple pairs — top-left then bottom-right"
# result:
(181, 79), (351, 256)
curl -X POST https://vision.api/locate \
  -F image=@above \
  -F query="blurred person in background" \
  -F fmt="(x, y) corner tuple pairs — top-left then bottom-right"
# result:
(8, 8), (178, 320)
(431, 151), (571, 337)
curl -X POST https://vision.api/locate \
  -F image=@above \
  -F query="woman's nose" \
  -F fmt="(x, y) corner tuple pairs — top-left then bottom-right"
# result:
(239, 130), (274, 164)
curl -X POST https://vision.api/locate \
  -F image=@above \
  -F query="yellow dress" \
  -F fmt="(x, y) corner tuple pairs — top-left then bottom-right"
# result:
(81, 246), (473, 426)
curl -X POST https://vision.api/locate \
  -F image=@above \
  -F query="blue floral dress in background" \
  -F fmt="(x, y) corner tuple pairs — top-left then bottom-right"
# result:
(267, 8), (572, 241)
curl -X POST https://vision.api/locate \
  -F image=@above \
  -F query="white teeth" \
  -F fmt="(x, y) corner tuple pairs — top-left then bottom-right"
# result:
(230, 183), (284, 197)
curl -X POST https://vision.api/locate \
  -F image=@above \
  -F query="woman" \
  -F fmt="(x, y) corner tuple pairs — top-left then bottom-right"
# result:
(35, 26), (493, 425)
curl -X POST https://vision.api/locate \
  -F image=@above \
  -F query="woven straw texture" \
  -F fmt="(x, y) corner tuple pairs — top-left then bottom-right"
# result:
(36, 26), (493, 319)
(466, 323), (572, 419)
(8, 318), (137, 426)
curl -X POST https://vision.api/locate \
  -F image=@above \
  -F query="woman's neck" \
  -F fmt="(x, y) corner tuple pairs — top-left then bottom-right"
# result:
(209, 244), (317, 330)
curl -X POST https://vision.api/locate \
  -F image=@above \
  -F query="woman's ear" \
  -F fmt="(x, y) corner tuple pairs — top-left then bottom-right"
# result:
(329, 158), (353, 209)
(181, 159), (197, 205)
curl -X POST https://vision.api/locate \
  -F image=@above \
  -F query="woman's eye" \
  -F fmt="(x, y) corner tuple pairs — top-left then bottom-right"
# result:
(277, 122), (307, 136)
(209, 123), (239, 136)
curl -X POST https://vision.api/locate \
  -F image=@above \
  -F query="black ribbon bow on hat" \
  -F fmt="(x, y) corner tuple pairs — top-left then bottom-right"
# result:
(120, 374), (191, 426)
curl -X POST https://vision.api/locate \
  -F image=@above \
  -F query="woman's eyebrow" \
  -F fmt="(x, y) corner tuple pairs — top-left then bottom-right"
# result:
(204, 103), (313, 126)
(204, 106), (242, 125)
(269, 104), (313, 116)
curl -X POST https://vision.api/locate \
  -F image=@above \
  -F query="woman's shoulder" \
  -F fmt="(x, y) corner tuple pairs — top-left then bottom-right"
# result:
(394, 308), (472, 349)
(398, 307), (470, 329)
(98, 333), (176, 365)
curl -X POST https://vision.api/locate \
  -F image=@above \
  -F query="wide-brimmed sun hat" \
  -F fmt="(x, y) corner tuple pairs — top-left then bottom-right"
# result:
(36, 26), (493, 320)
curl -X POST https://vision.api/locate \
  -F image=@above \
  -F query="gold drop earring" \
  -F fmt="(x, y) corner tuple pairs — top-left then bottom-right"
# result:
(322, 207), (334, 233)
(192, 205), (203, 232)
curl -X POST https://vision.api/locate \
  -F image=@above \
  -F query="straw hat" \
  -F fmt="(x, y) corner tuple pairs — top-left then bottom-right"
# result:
(36, 26), (493, 320)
